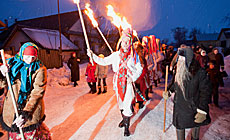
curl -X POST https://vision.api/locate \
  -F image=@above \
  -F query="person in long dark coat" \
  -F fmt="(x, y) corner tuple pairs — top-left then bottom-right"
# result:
(67, 52), (80, 87)
(163, 47), (212, 140)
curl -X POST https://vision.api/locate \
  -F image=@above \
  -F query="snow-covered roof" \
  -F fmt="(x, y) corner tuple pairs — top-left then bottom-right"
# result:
(22, 28), (79, 50)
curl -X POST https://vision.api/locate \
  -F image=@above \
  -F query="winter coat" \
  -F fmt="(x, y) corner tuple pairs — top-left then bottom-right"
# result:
(85, 63), (97, 83)
(95, 64), (108, 79)
(206, 68), (221, 86)
(196, 54), (209, 69)
(135, 61), (148, 101)
(168, 63), (212, 129)
(215, 53), (224, 71)
(0, 65), (47, 132)
(67, 57), (80, 82)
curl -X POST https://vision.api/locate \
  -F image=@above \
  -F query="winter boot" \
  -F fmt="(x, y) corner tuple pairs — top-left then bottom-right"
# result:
(118, 110), (124, 128)
(176, 129), (185, 140)
(149, 86), (153, 93)
(123, 116), (130, 137)
(191, 127), (200, 140)
(102, 86), (107, 93)
(138, 101), (144, 109)
(154, 80), (158, 87)
(158, 78), (161, 83)
(88, 90), (92, 94)
(145, 89), (150, 100)
(97, 86), (101, 95)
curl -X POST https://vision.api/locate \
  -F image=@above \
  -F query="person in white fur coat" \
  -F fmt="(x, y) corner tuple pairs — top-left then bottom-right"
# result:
(87, 28), (143, 137)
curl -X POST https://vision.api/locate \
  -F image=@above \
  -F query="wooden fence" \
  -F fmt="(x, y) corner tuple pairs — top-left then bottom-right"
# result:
(4, 49), (62, 69)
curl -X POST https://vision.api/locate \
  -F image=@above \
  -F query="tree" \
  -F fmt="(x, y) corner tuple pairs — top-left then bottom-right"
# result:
(189, 28), (201, 41)
(171, 27), (188, 47)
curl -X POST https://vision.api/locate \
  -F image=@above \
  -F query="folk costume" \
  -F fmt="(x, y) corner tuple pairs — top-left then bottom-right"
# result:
(0, 42), (51, 139)
(134, 42), (149, 108)
(150, 35), (164, 87)
(88, 28), (143, 136)
(142, 36), (155, 91)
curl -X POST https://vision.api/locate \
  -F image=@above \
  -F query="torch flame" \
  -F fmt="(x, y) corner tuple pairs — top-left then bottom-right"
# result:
(133, 30), (138, 37)
(84, 3), (98, 27)
(73, 0), (80, 4)
(106, 5), (131, 30)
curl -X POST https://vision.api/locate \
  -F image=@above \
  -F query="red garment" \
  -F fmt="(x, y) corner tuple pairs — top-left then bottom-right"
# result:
(135, 62), (148, 101)
(23, 46), (38, 57)
(9, 123), (51, 140)
(117, 49), (131, 101)
(85, 63), (97, 83)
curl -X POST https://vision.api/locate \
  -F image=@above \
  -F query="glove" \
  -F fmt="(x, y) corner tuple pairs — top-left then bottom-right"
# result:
(194, 112), (206, 123)
(127, 76), (133, 84)
(12, 111), (32, 128)
(87, 49), (93, 58)
(12, 115), (27, 128)
(0, 65), (8, 77)
(163, 91), (170, 100)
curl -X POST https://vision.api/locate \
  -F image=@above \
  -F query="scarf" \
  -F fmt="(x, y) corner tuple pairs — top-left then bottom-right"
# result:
(7, 42), (41, 108)
(117, 49), (131, 101)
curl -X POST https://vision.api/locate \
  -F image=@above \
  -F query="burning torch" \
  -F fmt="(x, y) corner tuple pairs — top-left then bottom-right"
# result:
(84, 3), (113, 53)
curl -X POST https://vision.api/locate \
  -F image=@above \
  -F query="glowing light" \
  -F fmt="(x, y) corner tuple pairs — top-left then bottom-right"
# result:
(106, 5), (131, 30)
(73, 0), (80, 4)
(84, 3), (98, 27)
(133, 30), (138, 37)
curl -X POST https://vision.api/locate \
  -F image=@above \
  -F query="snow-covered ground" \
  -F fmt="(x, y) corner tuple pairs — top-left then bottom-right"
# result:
(0, 56), (230, 140)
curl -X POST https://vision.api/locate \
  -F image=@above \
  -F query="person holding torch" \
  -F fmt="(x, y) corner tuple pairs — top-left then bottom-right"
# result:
(87, 28), (143, 137)
(0, 42), (51, 139)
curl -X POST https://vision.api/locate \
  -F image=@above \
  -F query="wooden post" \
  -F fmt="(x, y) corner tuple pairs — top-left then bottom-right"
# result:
(57, 0), (63, 66)
(0, 50), (25, 140)
(163, 65), (169, 133)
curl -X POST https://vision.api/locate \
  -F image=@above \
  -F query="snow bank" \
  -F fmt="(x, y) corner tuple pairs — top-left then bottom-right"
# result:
(224, 55), (230, 76)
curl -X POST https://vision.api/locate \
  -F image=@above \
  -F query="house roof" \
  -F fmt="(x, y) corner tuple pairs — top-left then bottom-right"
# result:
(0, 20), (6, 27)
(218, 28), (230, 40)
(0, 11), (80, 46)
(22, 28), (79, 50)
(17, 11), (80, 32)
(196, 33), (219, 41)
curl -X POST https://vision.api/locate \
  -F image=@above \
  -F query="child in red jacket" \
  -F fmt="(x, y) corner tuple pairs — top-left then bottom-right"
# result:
(85, 62), (97, 94)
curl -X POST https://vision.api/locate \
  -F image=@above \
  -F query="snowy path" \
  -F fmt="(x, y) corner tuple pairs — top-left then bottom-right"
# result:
(1, 60), (230, 140)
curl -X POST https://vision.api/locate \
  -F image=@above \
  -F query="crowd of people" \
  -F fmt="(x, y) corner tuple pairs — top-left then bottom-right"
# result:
(0, 28), (226, 139)
(87, 27), (226, 139)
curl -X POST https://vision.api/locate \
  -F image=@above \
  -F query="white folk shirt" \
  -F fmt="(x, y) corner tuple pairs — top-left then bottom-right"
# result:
(92, 51), (143, 116)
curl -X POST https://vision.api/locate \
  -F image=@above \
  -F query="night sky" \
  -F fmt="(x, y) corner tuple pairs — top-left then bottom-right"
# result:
(1, 0), (230, 42)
